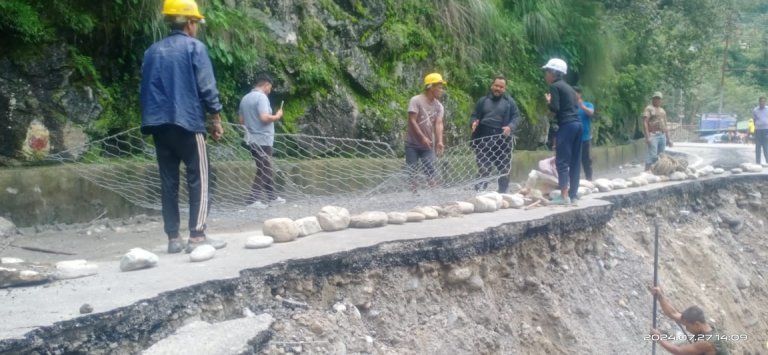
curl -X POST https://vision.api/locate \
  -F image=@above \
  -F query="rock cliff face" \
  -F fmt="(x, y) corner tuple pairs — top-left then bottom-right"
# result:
(254, 0), (416, 146)
(0, 45), (101, 165)
(0, 0), (476, 164)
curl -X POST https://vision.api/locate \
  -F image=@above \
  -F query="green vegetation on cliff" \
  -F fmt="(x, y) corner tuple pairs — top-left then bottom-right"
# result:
(1, 0), (766, 156)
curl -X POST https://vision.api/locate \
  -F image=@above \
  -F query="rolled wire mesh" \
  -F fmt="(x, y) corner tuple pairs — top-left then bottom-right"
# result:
(48, 123), (515, 220)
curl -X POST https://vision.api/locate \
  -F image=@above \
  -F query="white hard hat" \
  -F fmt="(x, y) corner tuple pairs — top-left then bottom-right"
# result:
(542, 58), (568, 74)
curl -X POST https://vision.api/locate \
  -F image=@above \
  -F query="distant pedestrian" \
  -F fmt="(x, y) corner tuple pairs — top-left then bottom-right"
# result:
(543, 58), (582, 204)
(752, 96), (768, 164)
(406, 73), (446, 193)
(140, 0), (227, 254)
(574, 87), (595, 181)
(239, 74), (286, 209)
(470, 75), (521, 193)
(643, 92), (673, 171)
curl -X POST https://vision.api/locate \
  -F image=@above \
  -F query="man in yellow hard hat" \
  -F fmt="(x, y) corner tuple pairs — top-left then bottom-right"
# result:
(405, 73), (446, 193)
(140, 0), (226, 254)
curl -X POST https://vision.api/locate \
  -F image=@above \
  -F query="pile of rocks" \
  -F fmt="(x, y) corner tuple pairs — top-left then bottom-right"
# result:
(651, 153), (688, 176)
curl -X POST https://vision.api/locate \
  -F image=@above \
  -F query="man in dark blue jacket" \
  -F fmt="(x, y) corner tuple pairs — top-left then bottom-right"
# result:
(543, 58), (582, 204)
(470, 75), (521, 193)
(140, 0), (226, 254)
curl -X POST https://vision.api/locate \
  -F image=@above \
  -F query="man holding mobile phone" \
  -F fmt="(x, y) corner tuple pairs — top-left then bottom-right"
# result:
(239, 74), (285, 209)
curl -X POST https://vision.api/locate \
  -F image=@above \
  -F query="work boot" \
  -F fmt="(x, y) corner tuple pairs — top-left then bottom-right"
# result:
(167, 238), (184, 254)
(185, 237), (227, 253)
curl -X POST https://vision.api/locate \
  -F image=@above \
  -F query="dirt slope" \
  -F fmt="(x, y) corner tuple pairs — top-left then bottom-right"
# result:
(259, 180), (767, 354)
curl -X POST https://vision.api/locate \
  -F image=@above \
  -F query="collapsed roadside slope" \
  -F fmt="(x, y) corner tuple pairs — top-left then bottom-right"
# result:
(1, 175), (766, 355)
(257, 177), (768, 354)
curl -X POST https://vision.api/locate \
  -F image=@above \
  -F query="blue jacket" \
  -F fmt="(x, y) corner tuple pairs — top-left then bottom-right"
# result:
(140, 31), (222, 134)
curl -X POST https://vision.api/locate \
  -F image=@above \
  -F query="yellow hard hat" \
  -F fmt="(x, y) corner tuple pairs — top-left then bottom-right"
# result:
(424, 73), (447, 87)
(162, 0), (204, 20)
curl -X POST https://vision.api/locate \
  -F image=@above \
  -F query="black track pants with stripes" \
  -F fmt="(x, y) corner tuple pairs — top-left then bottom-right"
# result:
(152, 125), (210, 239)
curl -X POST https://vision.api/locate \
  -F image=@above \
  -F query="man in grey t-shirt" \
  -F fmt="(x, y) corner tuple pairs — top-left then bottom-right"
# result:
(406, 73), (446, 193)
(239, 74), (285, 209)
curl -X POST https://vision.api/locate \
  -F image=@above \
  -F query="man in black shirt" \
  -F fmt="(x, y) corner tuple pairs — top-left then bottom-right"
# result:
(543, 58), (582, 204)
(470, 75), (521, 193)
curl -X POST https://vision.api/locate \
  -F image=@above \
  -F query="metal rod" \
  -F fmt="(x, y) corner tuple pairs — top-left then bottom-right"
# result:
(652, 220), (660, 355)
(652, 220), (692, 352)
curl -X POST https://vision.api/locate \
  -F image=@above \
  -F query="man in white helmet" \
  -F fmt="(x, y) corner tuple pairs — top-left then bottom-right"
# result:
(140, 0), (226, 254)
(543, 58), (582, 205)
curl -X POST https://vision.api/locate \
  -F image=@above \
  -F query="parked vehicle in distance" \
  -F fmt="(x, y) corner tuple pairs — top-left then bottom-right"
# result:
(697, 133), (725, 144)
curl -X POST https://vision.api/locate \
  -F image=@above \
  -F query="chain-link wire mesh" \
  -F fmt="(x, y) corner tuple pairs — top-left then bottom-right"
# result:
(48, 123), (515, 220)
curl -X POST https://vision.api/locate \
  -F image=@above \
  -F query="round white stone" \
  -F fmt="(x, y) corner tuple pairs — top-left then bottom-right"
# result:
(189, 245), (216, 262)
(120, 248), (159, 272)
(245, 236), (274, 249)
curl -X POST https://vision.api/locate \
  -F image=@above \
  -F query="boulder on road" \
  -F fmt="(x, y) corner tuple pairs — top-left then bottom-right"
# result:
(189, 245), (216, 262)
(295, 216), (322, 237)
(501, 194), (525, 209)
(405, 212), (425, 222)
(593, 179), (613, 192)
(479, 192), (503, 209)
(120, 248), (159, 272)
(670, 172), (687, 181)
(452, 201), (475, 214)
(349, 211), (389, 228)
(739, 163), (763, 173)
(245, 236), (274, 249)
(316, 206), (350, 232)
(0, 264), (51, 288)
(263, 218), (299, 243)
(386, 212), (408, 225)
(469, 196), (498, 213)
(611, 179), (628, 190)
(410, 207), (439, 220)
(54, 260), (98, 280)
